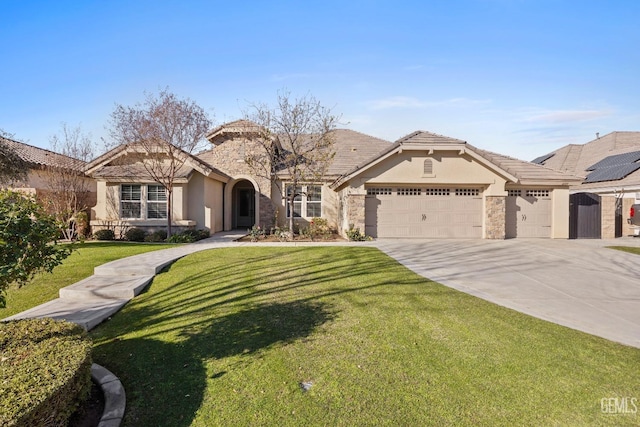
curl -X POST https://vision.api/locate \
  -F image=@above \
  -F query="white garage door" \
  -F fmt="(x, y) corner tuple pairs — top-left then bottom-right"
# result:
(365, 187), (483, 238)
(505, 189), (552, 238)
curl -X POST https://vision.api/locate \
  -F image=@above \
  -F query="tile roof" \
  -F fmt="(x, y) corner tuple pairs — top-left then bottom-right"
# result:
(536, 131), (640, 189)
(85, 142), (230, 182)
(332, 130), (581, 188)
(325, 129), (392, 176)
(199, 124), (393, 178)
(469, 146), (582, 184)
(206, 120), (263, 145)
(396, 130), (466, 144)
(90, 164), (194, 180)
(1, 136), (85, 170)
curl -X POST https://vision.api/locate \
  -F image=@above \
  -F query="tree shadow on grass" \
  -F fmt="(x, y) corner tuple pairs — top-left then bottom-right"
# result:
(92, 300), (334, 427)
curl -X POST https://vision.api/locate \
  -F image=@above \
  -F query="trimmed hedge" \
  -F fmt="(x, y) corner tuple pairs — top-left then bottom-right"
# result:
(93, 229), (115, 241)
(125, 227), (147, 242)
(0, 318), (92, 426)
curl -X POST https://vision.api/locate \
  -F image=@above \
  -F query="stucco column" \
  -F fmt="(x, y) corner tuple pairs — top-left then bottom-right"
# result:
(485, 195), (506, 239)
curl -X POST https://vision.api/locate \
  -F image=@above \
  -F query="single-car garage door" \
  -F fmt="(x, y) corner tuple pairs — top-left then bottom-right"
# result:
(505, 189), (552, 238)
(365, 187), (483, 238)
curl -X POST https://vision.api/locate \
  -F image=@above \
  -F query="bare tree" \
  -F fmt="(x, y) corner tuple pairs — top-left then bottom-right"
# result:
(243, 91), (340, 237)
(108, 89), (212, 237)
(0, 129), (28, 185)
(42, 123), (95, 239)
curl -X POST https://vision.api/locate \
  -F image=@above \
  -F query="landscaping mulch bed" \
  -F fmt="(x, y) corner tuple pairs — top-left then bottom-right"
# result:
(236, 233), (346, 243)
(67, 381), (104, 427)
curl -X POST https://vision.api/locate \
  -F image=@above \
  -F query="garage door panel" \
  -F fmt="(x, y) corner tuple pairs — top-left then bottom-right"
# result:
(365, 189), (482, 238)
(506, 192), (551, 238)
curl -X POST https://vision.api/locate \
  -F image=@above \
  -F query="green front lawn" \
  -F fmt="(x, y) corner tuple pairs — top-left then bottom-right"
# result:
(90, 247), (640, 426)
(608, 246), (640, 255)
(0, 242), (178, 318)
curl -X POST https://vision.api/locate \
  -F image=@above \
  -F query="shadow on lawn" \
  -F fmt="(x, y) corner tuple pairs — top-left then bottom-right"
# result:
(93, 300), (334, 427)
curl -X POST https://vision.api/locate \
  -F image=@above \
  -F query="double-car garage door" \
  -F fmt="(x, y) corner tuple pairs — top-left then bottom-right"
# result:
(365, 187), (483, 238)
(365, 186), (553, 238)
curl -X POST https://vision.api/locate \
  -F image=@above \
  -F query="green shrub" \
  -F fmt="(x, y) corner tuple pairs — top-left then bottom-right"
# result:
(182, 228), (210, 241)
(93, 229), (115, 241)
(300, 217), (333, 241)
(167, 229), (210, 243)
(345, 226), (371, 241)
(0, 190), (72, 307)
(0, 318), (92, 426)
(125, 227), (147, 242)
(248, 225), (265, 242)
(145, 229), (168, 242)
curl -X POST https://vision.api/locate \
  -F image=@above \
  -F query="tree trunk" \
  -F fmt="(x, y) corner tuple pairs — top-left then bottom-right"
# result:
(288, 193), (295, 240)
(167, 188), (173, 238)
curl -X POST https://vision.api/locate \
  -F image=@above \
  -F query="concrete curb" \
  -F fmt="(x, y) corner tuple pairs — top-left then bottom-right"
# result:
(91, 363), (126, 427)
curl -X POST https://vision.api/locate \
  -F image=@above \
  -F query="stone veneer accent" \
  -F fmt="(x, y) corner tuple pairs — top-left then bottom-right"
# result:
(200, 138), (276, 229)
(345, 193), (366, 234)
(600, 196), (617, 239)
(485, 195), (506, 239)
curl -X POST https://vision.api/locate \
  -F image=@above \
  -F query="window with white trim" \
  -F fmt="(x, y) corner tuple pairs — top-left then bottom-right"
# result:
(147, 185), (167, 219)
(286, 184), (322, 218)
(120, 184), (167, 219)
(121, 185), (142, 218)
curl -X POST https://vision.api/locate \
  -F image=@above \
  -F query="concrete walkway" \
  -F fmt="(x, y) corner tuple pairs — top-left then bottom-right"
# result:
(3, 232), (365, 330)
(3, 232), (247, 330)
(4, 233), (640, 349)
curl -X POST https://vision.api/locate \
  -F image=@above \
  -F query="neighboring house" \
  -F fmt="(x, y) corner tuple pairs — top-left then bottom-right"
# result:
(86, 120), (580, 239)
(533, 131), (640, 238)
(0, 135), (97, 210)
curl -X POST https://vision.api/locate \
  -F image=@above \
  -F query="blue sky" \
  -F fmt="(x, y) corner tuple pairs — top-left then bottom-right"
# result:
(2, 0), (639, 161)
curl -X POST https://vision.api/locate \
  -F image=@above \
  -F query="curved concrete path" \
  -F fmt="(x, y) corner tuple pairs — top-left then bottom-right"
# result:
(3, 232), (365, 330)
(4, 233), (640, 348)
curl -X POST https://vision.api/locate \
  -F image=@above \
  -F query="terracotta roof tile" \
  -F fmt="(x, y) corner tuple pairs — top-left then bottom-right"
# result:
(1, 136), (85, 170)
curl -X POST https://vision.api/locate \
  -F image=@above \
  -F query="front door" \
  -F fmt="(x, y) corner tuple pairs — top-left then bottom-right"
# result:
(235, 187), (255, 228)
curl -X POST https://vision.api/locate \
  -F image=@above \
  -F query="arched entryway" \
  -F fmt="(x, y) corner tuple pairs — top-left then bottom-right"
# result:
(232, 180), (256, 229)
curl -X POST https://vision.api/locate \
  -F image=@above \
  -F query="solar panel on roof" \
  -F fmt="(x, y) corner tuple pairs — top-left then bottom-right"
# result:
(531, 153), (555, 164)
(583, 163), (640, 183)
(586, 150), (640, 171)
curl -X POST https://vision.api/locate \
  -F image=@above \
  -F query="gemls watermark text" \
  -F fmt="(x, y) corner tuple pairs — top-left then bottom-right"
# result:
(601, 397), (638, 415)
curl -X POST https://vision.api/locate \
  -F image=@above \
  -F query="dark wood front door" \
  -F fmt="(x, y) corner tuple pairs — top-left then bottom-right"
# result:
(236, 187), (255, 228)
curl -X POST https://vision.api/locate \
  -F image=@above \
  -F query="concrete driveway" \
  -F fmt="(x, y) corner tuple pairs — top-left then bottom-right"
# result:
(375, 238), (640, 348)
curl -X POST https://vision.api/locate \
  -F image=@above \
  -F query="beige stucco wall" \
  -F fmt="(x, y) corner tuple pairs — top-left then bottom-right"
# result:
(551, 188), (570, 238)
(271, 181), (339, 232)
(336, 150), (575, 239)
(363, 151), (509, 194)
(187, 173), (224, 232)
(341, 151), (513, 238)
(10, 168), (97, 214)
(90, 172), (225, 233)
